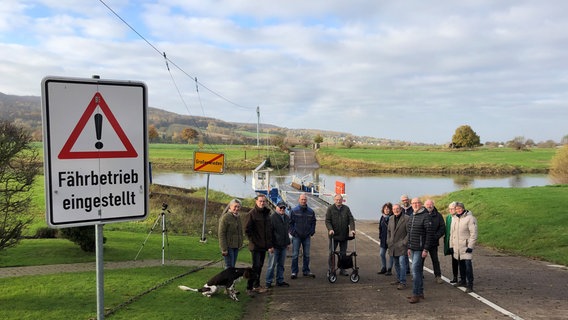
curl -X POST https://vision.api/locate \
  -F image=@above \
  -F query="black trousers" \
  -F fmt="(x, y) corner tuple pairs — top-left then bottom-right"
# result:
(428, 246), (441, 277)
(248, 249), (266, 289)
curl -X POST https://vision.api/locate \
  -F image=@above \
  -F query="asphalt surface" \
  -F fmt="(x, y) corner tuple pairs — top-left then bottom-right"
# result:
(242, 219), (568, 320)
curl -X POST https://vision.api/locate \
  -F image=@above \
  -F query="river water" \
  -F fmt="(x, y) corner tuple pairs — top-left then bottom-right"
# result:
(152, 169), (551, 220)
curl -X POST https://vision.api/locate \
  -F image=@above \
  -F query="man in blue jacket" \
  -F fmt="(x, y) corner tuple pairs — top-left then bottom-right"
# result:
(289, 193), (317, 279)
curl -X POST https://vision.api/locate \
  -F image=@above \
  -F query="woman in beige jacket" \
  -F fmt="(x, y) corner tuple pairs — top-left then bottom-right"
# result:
(450, 202), (478, 293)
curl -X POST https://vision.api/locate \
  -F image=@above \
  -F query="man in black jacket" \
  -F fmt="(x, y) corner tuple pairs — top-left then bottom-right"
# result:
(326, 194), (356, 276)
(245, 194), (274, 296)
(424, 199), (446, 284)
(266, 201), (291, 288)
(406, 198), (435, 304)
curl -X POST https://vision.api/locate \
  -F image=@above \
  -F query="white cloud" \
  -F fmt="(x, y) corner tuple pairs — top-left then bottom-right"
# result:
(1, 0), (567, 143)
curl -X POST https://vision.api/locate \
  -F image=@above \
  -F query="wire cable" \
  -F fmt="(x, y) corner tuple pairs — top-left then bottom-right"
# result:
(98, 0), (253, 111)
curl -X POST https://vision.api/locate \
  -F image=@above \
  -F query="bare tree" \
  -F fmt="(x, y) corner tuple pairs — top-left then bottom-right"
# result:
(0, 121), (40, 251)
(343, 135), (356, 148)
(507, 136), (526, 150)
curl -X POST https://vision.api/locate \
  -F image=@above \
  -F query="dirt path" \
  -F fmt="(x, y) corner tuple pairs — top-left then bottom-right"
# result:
(242, 220), (568, 320)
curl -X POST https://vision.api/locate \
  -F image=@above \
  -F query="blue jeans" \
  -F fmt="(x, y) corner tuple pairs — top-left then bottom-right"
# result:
(291, 236), (311, 275)
(380, 247), (394, 270)
(223, 247), (239, 269)
(410, 250), (425, 296)
(393, 255), (407, 284)
(265, 247), (287, 285)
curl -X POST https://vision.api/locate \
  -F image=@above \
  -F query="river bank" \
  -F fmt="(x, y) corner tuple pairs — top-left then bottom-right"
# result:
(148, 144), (555, 174)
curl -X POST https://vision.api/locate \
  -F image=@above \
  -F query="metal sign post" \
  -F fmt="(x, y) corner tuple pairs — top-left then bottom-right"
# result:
(41, 76), (149, 320)
(96, 224), (104, 320)
(200, 173), (210, 242)
(193, 151), (224, 243)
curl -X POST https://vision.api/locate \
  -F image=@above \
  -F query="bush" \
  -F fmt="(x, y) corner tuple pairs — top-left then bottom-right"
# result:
(35, 227), (58, 239)
(59, 226), (106, 252)
(550, 145), (568, 184)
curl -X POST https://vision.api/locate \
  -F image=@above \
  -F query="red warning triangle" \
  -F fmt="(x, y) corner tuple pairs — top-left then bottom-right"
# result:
(58, 92), (138, 159)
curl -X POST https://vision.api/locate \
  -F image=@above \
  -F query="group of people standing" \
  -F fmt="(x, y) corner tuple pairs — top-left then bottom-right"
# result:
(378, 194), (478, 303)
(217, 192), (356, 297)
(218, 192), (477, 303)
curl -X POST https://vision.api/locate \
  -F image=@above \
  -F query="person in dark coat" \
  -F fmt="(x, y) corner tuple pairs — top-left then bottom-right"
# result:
(265, 201), (291, 288)
(387, 204), (410, 289)
(245, 194), (273, 296)
(325, 194), (356, 276)
(400, 194), (413, 274)
(406, 198), (435, 304)
(424, 199), (446, 284)
(378, 202), (394, 275)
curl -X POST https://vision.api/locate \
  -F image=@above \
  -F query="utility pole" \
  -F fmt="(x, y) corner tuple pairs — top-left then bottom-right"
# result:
(256, 106), (260, 148)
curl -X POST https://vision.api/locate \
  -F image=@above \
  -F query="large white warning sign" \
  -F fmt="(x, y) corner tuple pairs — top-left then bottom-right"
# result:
(41, 76), (148, 227)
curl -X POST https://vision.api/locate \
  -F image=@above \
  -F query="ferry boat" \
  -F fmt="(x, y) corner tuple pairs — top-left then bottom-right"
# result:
(252, 160), (346, 214)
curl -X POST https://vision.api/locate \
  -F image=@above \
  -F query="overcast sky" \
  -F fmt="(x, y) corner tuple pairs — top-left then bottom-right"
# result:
(1, 0), (567, 144)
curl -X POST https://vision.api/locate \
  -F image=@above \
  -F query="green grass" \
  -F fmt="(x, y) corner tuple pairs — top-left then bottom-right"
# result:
(318, 146), (555, 173)
(148, 143), (289, 170)
(0, 230), (252, 319)
(434, 184), (568, 265)
(0, 266), (251, 320)
(0, 232), (230, 267)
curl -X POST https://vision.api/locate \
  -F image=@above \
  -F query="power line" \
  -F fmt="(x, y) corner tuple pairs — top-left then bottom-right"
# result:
(98, 0), (253, 111)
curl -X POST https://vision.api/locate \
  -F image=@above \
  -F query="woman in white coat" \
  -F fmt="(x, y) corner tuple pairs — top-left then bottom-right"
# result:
(450, 202), (478, 293)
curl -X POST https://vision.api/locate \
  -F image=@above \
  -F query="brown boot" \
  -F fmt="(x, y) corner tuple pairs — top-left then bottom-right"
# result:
(408, 295), (421, 303)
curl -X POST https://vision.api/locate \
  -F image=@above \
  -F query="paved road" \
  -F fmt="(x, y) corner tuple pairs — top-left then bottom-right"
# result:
(290, 148), (319, 168)
(243, 220), (568, 320)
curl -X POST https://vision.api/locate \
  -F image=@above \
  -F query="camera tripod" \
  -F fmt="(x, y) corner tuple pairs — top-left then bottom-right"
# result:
(135, 203), (170, 265)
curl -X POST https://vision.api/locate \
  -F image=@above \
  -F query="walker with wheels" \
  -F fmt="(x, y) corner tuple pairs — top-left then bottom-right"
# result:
(327, 235), (359, 283)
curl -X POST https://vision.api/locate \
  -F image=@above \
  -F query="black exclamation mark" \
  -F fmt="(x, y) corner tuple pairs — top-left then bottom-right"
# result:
(94, 113), (104, 150)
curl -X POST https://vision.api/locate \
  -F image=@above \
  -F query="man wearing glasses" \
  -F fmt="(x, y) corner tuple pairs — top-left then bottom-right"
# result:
(406, 198), (435, 304)
(266, 201), (291, 288)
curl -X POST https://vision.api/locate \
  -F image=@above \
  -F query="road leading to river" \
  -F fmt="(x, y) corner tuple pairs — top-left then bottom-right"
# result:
(242, 220), (568, 320)
(290, 148), (319, 168)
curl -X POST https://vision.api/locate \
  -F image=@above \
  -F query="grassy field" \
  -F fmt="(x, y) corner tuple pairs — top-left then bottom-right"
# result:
(1, 216), (253, 320)
(149, 143), (289, 170)
(0, 249), (251, 320)
(433, 184), (568, 265)
(317, 146), (555, 173)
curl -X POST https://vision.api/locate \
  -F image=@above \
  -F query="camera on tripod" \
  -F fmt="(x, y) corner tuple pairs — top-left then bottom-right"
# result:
(161, 202), (168, 211)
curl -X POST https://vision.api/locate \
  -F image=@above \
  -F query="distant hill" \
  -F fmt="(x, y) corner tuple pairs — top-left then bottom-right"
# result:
(0, 92), (400, 145)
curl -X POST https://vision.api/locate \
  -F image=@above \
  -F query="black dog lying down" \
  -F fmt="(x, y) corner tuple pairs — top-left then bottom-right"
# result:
(178, 267), (257, 301)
